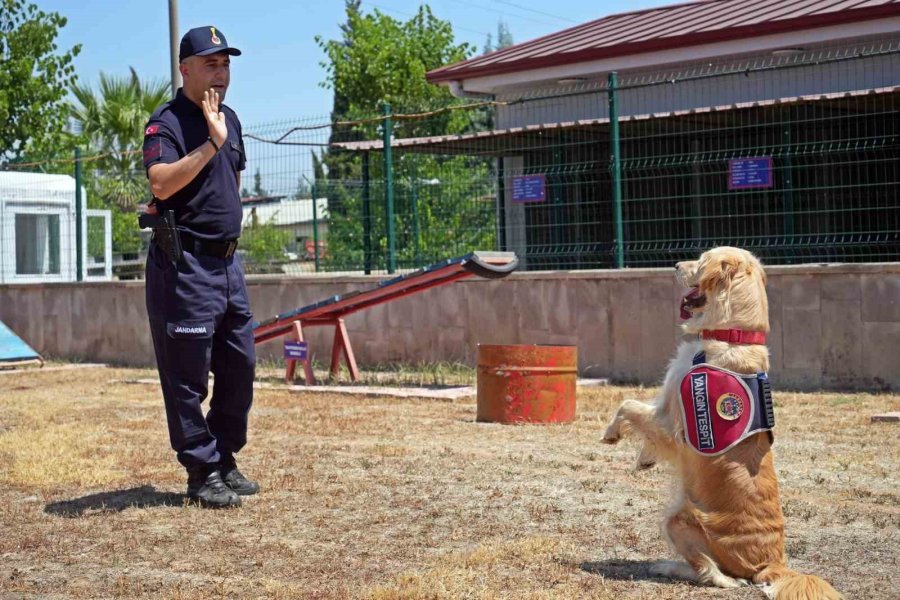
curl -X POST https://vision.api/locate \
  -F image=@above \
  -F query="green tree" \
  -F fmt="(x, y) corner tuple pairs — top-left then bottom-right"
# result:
(315, 3), (496, 271)
(316, 3), (473, 136)
(477, 20), (514, 129)
(0, 0), (80, 162)
(483, 20), (514, 54)
(320, 0), (360, 184)
(496, 21), (514, 50)
(242, 215), (291, 272)
(252, 167), (266, 197)
(293, 174), (312, 200)
(69, 68), (169, 209)
(68, 68), (170, 254)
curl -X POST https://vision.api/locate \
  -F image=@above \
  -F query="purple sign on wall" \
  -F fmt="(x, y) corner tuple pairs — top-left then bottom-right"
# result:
(511, 174), (546, 203)
(283, 340), (308, 361)
(729, 157), (773, 190)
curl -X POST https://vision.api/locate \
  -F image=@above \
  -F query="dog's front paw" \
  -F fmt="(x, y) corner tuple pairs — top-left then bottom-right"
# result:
(635, 443), (657, 470)
(602, 421), (621, 444)
(756, 582), (777, 599)
(635, 457), (656, 470)
(649, 560), (696, 582)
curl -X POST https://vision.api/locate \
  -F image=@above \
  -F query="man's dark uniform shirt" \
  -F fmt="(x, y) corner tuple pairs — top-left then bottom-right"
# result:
(143, 88), (246, 241)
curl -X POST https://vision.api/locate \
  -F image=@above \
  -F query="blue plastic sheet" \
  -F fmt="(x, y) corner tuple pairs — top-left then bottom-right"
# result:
(0, 321), (40, 363)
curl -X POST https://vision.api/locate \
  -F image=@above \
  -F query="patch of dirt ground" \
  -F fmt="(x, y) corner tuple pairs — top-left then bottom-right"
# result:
(0, 366), (897, 599)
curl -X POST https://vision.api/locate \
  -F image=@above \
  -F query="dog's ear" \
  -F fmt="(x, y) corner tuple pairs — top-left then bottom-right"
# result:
(699, 254), (740, 293)
(747, 260), (767, 285)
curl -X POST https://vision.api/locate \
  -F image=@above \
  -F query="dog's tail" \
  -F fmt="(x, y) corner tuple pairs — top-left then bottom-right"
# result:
(755, 564), (842, 600)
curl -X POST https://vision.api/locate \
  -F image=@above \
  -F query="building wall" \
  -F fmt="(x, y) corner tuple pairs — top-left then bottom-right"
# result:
(1, 263), (898, 391)
(495, 50), (897, 129)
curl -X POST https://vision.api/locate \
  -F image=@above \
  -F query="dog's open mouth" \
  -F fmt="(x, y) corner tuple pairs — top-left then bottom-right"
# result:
(680, 287), (706, 320)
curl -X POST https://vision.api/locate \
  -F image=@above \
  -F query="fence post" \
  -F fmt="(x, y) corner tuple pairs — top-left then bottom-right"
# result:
(410, 159), (420, 265)
(608, 72), (625, 269)
(362, 151), (372, 275)
(497, 158), (506, 251)
(74, 147), (84, 281)
(551, 144), (563, 267)
(382, 102), (396, 274)
(782, 111), (795, 262)
(312, 191), (320, 272)
(691, 139), (703, 244)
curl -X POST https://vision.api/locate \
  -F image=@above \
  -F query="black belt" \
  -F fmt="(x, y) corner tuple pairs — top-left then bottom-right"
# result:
(179, 232), (239, 259)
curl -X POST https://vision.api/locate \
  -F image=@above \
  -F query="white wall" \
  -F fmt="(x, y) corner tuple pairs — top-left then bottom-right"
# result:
(2, 264), (899, 391)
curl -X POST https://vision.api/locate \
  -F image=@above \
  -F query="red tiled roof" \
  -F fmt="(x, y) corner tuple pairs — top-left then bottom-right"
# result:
(427, 0), (900, 83)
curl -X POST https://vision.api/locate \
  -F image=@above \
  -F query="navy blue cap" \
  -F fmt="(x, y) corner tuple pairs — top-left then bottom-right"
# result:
(179, 26), (242, 62)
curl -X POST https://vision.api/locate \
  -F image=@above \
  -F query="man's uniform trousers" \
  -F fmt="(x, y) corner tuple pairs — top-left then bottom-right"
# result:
(145, 243), (256, 467)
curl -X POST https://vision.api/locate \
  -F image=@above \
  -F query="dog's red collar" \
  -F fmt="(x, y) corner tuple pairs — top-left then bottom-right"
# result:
(700, 329), (766, 345)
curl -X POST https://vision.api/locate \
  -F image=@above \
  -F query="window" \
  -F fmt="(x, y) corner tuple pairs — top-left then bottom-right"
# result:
(15, 213), (61, 275)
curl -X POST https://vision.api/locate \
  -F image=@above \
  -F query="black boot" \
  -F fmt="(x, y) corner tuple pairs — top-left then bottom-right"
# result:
(186, 466), (242, 508)
(219, 455), (260, 496)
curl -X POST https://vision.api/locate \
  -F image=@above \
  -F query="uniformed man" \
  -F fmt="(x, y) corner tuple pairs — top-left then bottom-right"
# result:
(142, 25), (257, 508)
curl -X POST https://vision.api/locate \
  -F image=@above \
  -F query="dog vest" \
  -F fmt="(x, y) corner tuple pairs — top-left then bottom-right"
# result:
(679, 352), (775, 456)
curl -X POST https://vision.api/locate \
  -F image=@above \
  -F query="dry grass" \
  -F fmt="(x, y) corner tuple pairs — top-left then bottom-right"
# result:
(0, 365), (897, 599)
(255, 359), (477, 388)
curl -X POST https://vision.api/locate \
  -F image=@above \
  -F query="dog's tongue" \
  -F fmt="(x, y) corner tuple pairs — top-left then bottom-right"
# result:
(680, 287), (702, 320)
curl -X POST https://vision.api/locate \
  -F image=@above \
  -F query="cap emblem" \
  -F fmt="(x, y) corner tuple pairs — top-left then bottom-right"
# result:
(210, 27), (222, 45)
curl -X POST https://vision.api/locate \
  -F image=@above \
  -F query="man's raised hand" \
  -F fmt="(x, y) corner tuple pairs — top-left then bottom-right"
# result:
(202, 88), (227, 149)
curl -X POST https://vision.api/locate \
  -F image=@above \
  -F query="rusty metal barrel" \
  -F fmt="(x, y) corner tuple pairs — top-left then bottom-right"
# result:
(476, 344), (577, 424)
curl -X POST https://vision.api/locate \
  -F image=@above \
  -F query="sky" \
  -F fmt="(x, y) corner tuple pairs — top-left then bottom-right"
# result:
(35, 0), (675, 128)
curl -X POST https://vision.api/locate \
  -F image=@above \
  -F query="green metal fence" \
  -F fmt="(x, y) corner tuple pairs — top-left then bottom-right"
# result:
(242, 106), (499, 275)
(240, 37), (899, 274)
(4, 38), (896, 279)
(613, 40), (900, 267)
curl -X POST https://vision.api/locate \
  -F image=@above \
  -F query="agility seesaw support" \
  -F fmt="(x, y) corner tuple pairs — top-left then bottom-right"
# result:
(252, 251), (518, 385)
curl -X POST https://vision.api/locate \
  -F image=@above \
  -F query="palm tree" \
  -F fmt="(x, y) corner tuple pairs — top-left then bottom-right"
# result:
(69, 68), (169, 211)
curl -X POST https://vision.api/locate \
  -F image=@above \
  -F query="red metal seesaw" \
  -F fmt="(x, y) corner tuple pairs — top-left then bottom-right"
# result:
(252, 251), (518, 385)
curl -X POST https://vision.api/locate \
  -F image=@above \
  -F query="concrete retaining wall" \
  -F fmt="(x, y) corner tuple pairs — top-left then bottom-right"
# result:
(1, 263), (898, 391)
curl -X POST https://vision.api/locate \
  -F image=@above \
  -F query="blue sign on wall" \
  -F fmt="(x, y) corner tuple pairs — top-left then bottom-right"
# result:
(511, 174), (546, 203)
(283, 340), (309, 361)
(729, 157), (773, 190)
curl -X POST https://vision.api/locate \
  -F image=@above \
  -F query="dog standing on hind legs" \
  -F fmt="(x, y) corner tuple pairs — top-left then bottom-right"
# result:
(602, 247), (841, 600)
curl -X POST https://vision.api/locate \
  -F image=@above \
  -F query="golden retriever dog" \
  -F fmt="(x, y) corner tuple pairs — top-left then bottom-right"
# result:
(602, 247), (841, 600)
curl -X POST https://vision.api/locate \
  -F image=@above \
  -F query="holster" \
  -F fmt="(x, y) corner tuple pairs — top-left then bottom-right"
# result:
(138, 209), (183, 263)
